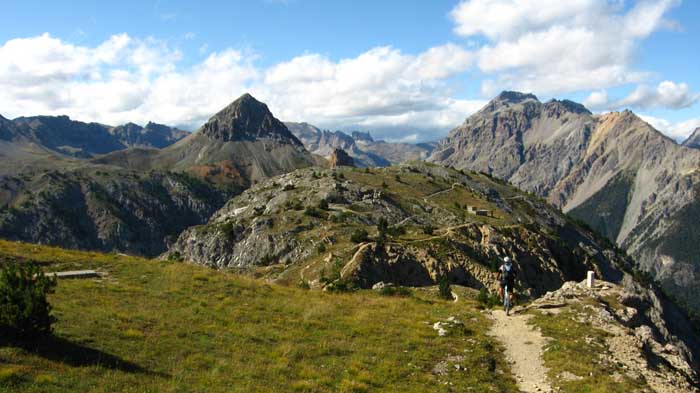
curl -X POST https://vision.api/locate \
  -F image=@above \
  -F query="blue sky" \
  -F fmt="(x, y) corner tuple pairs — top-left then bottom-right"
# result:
(1, 0), (698, 142)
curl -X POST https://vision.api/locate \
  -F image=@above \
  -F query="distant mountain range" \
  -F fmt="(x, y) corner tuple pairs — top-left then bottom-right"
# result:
(3, 90), (700, 316)
(0, 93), (313, 255)
(429, 91), (700, 312)
(5, 115), (188, 158)
(285, 122), (436, 167)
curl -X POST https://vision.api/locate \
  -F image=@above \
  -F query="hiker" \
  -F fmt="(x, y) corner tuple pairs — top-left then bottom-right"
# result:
(498, 256), (517, 305)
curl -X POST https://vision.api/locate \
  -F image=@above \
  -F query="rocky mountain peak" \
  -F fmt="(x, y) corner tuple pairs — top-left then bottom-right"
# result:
(200, 93), (303, 146)
(682, 128), (700, 149)
(352, 131), (374, 142)
(329, 148), (355, 167)
(544, 99), (592, 116)
(494, 91), (539, 104)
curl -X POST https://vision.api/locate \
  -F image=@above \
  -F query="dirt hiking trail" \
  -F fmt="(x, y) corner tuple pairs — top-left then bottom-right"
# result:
(488, 309), (552, 393)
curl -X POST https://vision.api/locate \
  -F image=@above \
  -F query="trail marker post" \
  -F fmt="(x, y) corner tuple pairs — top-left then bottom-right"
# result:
(586, 271), (595, 288)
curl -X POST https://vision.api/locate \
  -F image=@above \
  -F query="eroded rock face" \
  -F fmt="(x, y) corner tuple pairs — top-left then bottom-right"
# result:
(429, 91), (700, 312)
(329, 148), (355, 168)
(0, 169), (232, 257)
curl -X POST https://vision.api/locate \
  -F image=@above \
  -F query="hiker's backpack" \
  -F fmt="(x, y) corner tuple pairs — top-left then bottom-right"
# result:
(503, 263), (515, 280)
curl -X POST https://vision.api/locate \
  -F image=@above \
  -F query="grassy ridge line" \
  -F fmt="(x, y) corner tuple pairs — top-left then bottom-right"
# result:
(0, 240), (517, 392)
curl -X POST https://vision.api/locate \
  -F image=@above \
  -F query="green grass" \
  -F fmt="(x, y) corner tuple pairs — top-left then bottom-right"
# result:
(528, 307), (648, 392)
(0, 240), (518, 392)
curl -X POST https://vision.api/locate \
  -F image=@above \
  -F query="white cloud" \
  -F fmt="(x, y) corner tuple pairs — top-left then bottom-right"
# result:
(0, 34), (475, 140)
(0, 34), (258, 128)
(585, 81), (699, 111)
(615, 81), (698, 110)
(257, 44), (475, 140)
(639, 114), (700, 141)
(451, 0), (680, 95)
(583, 90), (609, 109)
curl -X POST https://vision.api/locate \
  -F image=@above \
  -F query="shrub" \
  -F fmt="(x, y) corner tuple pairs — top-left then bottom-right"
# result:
(318, 199), (329, 210)
(317, 243), (327, 254)
(297, 280), (310, 290)
(476, 287), (501, 308)
(323, 279), (356, 293)
(423, 225), (435, 235)
(379, 286), (412, 297)
(376, 217), (389, 245)
(437, 276), (453, 300)
(0, 261), (57, 339)
(350, 229), (369, 243)
(330, 212), (350, 223)
(282, 184), (295, 191)
(304, 207), (325, 219)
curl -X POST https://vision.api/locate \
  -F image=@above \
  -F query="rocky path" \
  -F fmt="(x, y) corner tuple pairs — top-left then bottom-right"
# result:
(488, 310), (552, 393)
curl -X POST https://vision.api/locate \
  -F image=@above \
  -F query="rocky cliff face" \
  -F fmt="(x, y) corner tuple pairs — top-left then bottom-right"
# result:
(329, 148), (355, 167)
(428, 91), (700, 312)
(0, 168), (232, 257)
(201, 94), (303, 145)
(285, 122), (434, 167)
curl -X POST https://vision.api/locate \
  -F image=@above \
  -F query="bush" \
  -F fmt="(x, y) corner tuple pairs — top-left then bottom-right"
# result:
(350, 229), (369, 243)
(437, 276), (453, 300)
(304, 207), (325, 219)
(297, 280), (310, 290)
(0, 261), (57, 339)
(422, 225), (435, 235)
(476, 287), (501, 308)
(318, 199), (329, 210)
(379, 286), (412, 297)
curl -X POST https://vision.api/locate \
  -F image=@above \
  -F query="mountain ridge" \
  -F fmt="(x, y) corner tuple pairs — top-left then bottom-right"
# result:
(285, 121), (435, 167)
(429, 91), (700, 312)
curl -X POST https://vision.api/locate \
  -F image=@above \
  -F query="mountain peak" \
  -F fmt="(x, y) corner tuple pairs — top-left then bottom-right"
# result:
(200, 93), (302, 145)
(544, 99), (592, 115)
(682, 127), (700, 149)
(352, 131), (374, 142)
(495, 91), (539, 104)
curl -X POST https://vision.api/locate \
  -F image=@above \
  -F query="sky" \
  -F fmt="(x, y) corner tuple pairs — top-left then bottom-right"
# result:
(0, 0), (698, 142)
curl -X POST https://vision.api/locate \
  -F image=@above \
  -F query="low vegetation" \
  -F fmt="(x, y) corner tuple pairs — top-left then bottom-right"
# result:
(0, 240), (517, 393)
(528, 306), (648, 392)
